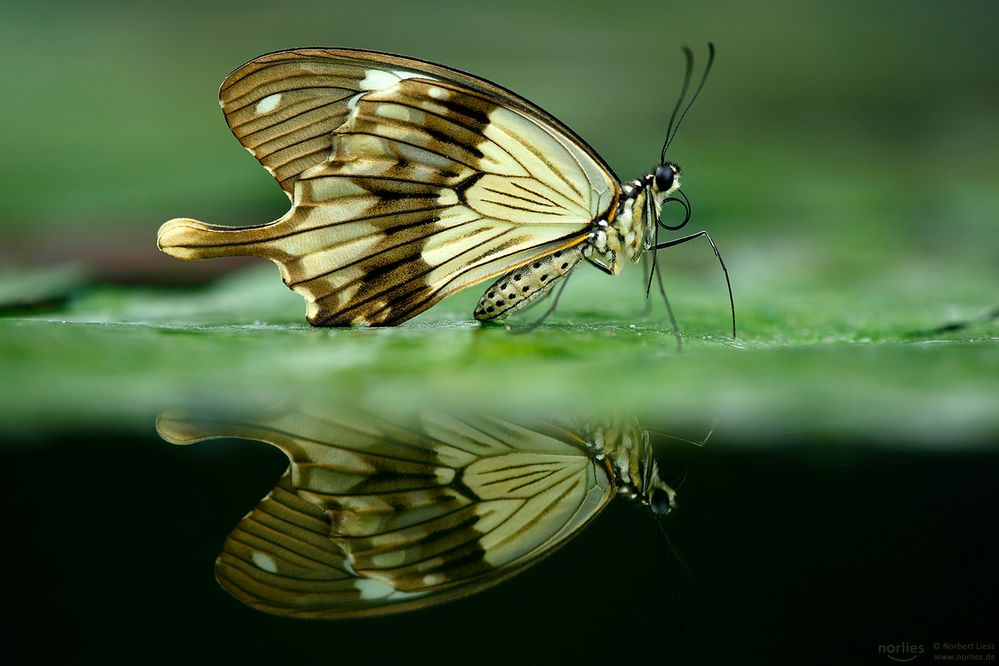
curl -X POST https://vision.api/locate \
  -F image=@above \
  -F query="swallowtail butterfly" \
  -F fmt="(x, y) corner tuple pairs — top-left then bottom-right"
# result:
(157, 409), (676, 618)
(156, 46), (734, 330)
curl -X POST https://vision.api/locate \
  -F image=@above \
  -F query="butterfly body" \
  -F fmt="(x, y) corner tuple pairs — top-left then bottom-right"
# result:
(472, 174), (677, 321)
(156, 48), (712, 327)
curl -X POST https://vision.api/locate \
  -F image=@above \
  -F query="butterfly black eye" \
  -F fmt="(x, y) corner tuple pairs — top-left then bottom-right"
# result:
(654, 164), (676, 192)
(649, 488), (672, 515)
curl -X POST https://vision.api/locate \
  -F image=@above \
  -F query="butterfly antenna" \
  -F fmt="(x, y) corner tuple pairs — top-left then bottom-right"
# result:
(660, 519), (697, 586)
(663, 42), (716, 157)
(654, 518), (684, 646)
(655, 517), (700, 647)
(673, 465), (690, 491)
(661, 47), (695, 163)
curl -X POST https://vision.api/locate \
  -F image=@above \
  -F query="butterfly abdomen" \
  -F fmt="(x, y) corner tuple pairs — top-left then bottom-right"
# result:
(474, 245), (585, 321)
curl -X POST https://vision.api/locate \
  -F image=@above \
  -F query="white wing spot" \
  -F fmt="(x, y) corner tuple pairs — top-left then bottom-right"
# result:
(427, 86), (448, 100)
(422, 574), (444, 586)
(255, 93), (282, 114)
(360, 69), (401, 91)
(251, 552), (278, 573)
(375, 104), (412, 122)
(389, 589), (429, 600)
(355, 578), (394, 600)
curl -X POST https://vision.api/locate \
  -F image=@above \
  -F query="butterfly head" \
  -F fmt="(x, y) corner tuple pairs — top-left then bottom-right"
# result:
(641, 452), (678, 517)
(648, 161), (683, 220)
(647, 478), (677, 517)
(653, 162), (681, 194)
(641, 161), (691, 238)
(594, 422), (678, 516)
(617, 455), (676, 516)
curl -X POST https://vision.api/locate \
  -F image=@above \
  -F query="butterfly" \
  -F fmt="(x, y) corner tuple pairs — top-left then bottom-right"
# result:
(156, 408), (676, 618)
(156, 46), (734, 331)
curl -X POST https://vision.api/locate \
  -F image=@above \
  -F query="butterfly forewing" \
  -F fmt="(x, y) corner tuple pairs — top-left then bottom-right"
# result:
(221, 61), (361, 195)
(218, 48), (620, 193)
(157, 410), (615, 618)
(159, 49), (620, 325)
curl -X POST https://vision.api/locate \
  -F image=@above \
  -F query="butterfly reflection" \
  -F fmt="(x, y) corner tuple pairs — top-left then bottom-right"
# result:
(156, 408), (678, 618)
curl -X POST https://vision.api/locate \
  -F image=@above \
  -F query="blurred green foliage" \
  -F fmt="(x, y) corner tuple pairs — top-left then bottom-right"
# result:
(0, 1), (996, 439)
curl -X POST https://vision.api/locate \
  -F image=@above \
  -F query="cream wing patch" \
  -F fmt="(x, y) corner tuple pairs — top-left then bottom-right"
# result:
(159, 48), (620, 326)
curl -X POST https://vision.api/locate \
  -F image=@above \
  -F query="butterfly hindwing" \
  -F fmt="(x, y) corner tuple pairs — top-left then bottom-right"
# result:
(157, 410), (614, 618)
(158, 49), (620, 325)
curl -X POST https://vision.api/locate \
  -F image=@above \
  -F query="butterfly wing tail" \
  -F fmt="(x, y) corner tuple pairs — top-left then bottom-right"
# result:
(155, 410), (281, 446)
(157, 217), (276, 260)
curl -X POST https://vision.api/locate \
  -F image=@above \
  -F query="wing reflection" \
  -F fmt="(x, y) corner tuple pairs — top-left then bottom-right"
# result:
(156, 408), (679, 618)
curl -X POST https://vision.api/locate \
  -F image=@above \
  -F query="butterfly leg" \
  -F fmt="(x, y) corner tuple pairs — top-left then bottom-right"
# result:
(474, 245), (585, 321)
(651, 230), (736, 339)
(584, 255), (615, 275)
(641, 253), (654, 315)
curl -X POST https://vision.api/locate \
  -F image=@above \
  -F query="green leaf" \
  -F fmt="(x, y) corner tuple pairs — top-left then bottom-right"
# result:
(2, 243), (995, 446)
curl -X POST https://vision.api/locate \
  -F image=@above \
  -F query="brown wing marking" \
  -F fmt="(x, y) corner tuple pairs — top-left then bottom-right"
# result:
(159, 75), (607, 325)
